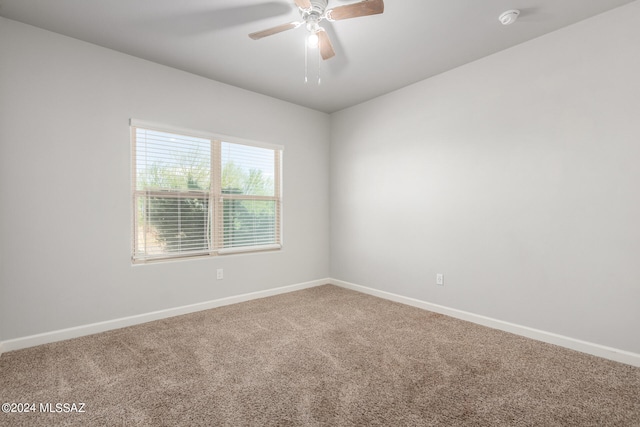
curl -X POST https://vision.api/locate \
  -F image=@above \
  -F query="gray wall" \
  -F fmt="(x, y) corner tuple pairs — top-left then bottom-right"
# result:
(330, 2), (640, 354)
(2, 2), (639, 355)
(0, 18), (331, 341)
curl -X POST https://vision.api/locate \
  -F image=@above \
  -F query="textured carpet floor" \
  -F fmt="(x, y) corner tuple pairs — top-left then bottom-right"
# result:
(1, 285), (639, 426)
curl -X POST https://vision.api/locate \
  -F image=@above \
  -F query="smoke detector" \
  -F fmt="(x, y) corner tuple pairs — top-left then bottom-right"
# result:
(499, 9), (520, 25)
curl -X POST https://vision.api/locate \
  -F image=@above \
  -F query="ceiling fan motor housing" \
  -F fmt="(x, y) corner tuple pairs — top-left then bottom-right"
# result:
(309, 0), (329, 14)
(303, 0), (328, 31)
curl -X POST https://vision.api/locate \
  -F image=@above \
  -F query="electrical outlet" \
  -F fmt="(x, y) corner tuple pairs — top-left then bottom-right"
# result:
(436, 273), (444, 286)
(217, 268), (223, 280)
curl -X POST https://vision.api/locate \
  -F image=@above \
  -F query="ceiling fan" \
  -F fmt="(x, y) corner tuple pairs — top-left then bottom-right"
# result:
(249, 0), (384, 60)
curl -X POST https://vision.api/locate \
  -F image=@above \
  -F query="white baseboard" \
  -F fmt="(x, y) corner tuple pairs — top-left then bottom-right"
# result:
(3, 277), (639, 368)
(330, 279), (640, 368)
(0, 278), (329, 356)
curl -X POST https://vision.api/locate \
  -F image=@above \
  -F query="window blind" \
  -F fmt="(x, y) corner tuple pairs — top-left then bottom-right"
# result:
(218, 141), (281, 252)
(131, 122), (282, 263)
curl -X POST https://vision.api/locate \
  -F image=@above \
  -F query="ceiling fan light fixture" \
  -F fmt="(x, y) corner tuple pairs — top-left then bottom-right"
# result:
(307, 32), (319, 48)
(499, 9), (520, 25)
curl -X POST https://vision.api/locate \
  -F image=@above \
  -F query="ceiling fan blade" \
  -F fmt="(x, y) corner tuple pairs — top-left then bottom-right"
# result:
(294, 0), (311, 9)
(326, 0), (384, 21)
(249, 21), (301, 40)
(317, 29), (336, 60)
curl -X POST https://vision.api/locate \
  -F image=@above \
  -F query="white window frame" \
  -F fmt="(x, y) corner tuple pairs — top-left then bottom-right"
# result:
(130, 119), (283, 263)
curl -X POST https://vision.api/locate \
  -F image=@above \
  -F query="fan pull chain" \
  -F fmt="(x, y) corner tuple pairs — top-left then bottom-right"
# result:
(304, 38), (321, 85)
(317, 48), (321, 85)
(304, 39), (308, 83)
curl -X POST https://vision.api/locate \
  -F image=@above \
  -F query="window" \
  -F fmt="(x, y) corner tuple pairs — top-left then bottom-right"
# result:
(131, 120), (282, 263)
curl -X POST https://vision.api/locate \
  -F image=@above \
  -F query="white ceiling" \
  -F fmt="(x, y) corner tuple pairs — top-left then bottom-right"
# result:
(0, 0), (635, 113)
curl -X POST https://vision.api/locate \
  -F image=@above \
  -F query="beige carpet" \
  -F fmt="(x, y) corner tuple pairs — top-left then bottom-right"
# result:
(1, 284), (639, 426)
